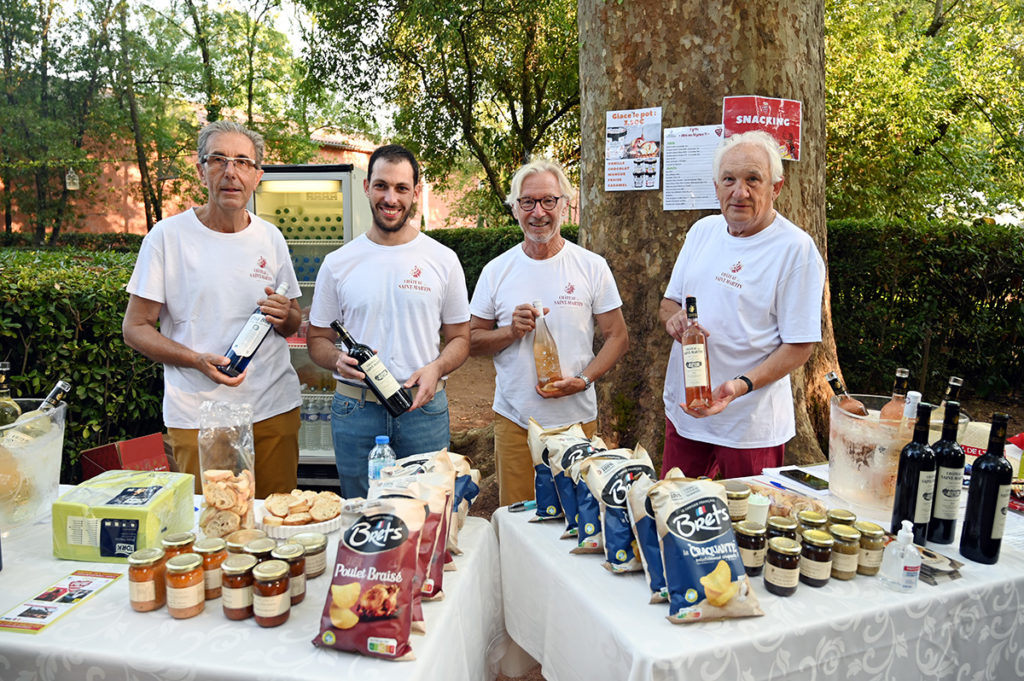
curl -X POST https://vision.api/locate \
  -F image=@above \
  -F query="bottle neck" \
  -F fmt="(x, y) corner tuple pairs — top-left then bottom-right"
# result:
(986, 418), (1008, 458)
(912, 420), (930, 444)
(331, 322), (355, 350)
(940, 404), (960, 441)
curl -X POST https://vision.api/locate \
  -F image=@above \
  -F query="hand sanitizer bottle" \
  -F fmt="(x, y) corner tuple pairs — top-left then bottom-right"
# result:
(879, 519), (921, 593)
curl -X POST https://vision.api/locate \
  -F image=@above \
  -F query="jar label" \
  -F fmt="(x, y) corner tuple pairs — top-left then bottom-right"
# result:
(222, 585), (253, 609)
(306, 551), (327, 576)
(764, 563), (799, 588)
(727, 498), (749, 520)
(799, 557), (832, 580)
(832, 550), (858, 573)
(204, 567), (222, 591)
(858, 547), (883, 568)
(739, 546), (766, 568)
(290, 573), (306, 598)
(129, 580), (156, 602)
(932, 466), (962, 520)
(913, 470), (936, 524)
(991, 485), (1011, 540)
(254, 592), (290, 618)
(167, 582), (204, 609)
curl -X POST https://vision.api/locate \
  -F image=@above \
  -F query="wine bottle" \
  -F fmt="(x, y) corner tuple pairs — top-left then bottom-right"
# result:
(825, 371), (868, 416)
(927, 400), (964, 544)
(330, 321), (412, 418)
(959, 413), (1013, 564)
(890, 401), (935, 545)
(218, 283), (289, 377)
(681, 296), (712, 409)
(930, 376), (963, 429)
(879, 367), (910, 422)
(3, 379), (72, 445)
(532, 300), (562, 392)
(0, 362), (21, 427)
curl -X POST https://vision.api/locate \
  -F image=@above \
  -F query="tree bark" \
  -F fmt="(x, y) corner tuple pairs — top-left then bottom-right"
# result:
(578, 0), (836, 465)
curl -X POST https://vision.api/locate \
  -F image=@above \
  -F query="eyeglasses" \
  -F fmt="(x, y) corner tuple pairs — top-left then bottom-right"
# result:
(202, 154), (258, 172)
(516, 195), (564, 211)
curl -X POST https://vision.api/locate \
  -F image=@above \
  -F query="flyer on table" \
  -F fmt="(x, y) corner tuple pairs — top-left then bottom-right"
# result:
(722, 95), (802, 161)
(605, 107), (662, 192)
(0, 570), (121, 634)
(663, 125), (724, 211)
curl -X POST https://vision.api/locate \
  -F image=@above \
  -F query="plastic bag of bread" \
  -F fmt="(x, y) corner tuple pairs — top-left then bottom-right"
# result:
(581, 444), (655, 572)
(526, 418), (567, 521)
(197, 401), (255, 538)
(545, 425), (607, 539)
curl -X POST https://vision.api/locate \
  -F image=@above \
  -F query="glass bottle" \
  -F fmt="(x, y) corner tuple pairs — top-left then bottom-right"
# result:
(824, 371), (867, 416)
(879, 367), (910, 422)
(927, 400), (964, 545)
(4, 379), (72, 444)
(532, 300), (562, 392)
(0, 362), (21, 426)
(879, 519), (921, 593)
(930, 376), (963, 428)
(890, 402), (935, 545)
(330, 321), (412, 417)
(959, 413), (1013, 564)
(368, 435), (396, 481)
(218, 282), (289, 377)
(681, 296), (712, 409)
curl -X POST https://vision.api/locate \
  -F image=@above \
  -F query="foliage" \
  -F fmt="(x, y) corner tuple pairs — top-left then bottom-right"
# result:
(828, 218), (1024, 400)
(826, 0), (1024, 219)
(301, 0), (580, 225)
(0, 231), (142, 250)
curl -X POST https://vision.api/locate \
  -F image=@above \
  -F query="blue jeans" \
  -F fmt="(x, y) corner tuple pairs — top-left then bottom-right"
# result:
(331, 388), (451, 498)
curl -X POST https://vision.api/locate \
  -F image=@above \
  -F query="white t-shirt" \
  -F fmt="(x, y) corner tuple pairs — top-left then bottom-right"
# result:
(470, 241), (623, 429)
(662, 213), (825, 447)
(308, 232), (470, 382)
(127, 209), (302, 428)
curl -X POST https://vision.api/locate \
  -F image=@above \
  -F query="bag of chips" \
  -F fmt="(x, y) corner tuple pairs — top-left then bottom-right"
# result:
(526, 418), (567, 521)
(647, 478), (763, 624)
(581, 445), (655, 572)
(569, 447), (629, 554)
(626, 470), (685, 603)
(545, 425), (606, 539)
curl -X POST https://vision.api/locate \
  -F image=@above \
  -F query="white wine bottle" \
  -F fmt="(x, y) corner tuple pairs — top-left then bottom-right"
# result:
(218, 283), (289, 377)
(3, 379), (71, 446)
(0, 362), (20, 427)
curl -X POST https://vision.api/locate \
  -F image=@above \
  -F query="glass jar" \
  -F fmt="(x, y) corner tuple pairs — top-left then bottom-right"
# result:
(854, 520), (886, 576)
(161, 531), (196, 560)
(734, 520), (767, 576)
(195, 537), (228, 600)
(826, 508), (857, 529)
(243, 537), (277, 564)
(221, 554), (258, 620)
(253, 559), (291, 628)
(165, 553), (205, 619)
(225, 528), (267, 554)
(829, 524), (862, 580)
(723, 481), (751, 521)
(796, 510), (828, 538)
(799, 529), (834, 587)
(127, 547), (166, 612)
(271, 543), (306, 605)
(764, 537), (801, 597)
(290, 531), (327, 578)
(766, 515), (799, 541)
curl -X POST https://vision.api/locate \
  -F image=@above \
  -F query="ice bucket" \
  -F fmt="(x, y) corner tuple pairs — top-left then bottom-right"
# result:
(828, 394), (969, 516)
(0, 398), (67, 530)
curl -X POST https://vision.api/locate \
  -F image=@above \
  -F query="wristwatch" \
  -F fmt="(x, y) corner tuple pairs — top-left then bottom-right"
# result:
(574, 371), (593, 390)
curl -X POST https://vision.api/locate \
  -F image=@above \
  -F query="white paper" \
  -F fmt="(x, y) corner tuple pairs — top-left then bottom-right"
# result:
(605, 107), (662, 192)
(662, 125), (723, 211)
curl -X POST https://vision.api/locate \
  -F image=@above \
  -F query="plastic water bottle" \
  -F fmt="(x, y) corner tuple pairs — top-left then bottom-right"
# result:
(306, 397), (320, 450)
(368, 435), (396, 481)
(319, 395), (332, 450)
(298, 397), (310, 451)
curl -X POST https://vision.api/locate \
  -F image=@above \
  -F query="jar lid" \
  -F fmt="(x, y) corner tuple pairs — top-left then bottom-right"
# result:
(767, 515), (798, 531)
(243, 537), (278, 555)
(161, 531), (196, 548)
(734, 520), (766, 536)
(166, 553), (202, 573)
(723, 480), (751, 498)
(802, 529), (835, 547)
(253, 559), (290, 581)
(853, 520), (885, 538)
(796, 510), (827, 526)
(289, 531), (328, 552)
(194, 537), (227, 554)
(222, 553), (258, 575)
(271, 542), (305, 561)
(829, 524), (862, 542)
(767, 536), (801, 555)
(827, 508), (857, 524)
(226, 528), (267, 551)
(127, 547), (165, 566)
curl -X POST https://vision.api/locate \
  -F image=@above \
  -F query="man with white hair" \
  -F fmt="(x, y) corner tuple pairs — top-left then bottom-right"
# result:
(660, 130), (825, 478)
(470, 159), (629, 505)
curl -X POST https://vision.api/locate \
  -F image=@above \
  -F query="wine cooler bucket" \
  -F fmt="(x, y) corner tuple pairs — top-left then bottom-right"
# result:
(0, 399), (67, 530)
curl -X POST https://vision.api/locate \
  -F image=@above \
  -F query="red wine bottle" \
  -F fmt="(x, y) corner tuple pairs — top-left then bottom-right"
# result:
(218, 283), (289, 377)
(927, 401), (964, 544)
(890, 402), (935, 545)
(330, 321), (412, 417)
(959, 413), (1013, 564)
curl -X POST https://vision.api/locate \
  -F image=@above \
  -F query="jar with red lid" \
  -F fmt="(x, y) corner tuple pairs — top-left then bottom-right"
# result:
(252, 559), (290, 627)
(221, 554), (257, 620)
(165, 553), (204, 619)
(127, 547), (166, 612)
(195, 537), (228, 600)
(271, 543), (306, 605)
(161, 531), (196, 560)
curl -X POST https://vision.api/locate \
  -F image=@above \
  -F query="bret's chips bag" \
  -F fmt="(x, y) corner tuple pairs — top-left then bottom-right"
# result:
(545, 425), (606, 539)
(526, 418), (566, 521)
(626, 469), (686, 603)
(581, 445), (655, 573)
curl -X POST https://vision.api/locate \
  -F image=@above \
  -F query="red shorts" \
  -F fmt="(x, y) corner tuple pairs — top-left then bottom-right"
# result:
(661, 417), (784, 479)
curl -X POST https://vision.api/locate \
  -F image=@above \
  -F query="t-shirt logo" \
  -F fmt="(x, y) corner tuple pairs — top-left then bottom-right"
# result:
(565, 283), (575, 294)
(554, 282), (584, 309)
(411, 265), (422, 278)
(257, 256), (267, 268)
(731, 261), (742, 273)
(399, 266), (431, 293)
(251, 255), (273, 282)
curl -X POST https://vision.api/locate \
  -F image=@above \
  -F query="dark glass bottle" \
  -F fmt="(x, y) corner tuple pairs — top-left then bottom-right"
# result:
(218, 283), (289, 377)
(959, 414), (1013, 564)
(890, 402), (935, 545)
(927, 401), (964, 544)
(330, 321), (412, 417)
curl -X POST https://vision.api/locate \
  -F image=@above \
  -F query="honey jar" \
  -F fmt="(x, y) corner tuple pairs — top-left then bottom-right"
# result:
(127, 547), (166, 612)
(764, 537), (801, 597)
(826, 508), (857, 529)
(766, 515), (799, 541)
(253, 559), (291, 628)
(165, 553), (204, 619)
(799, 529), (834, 587)
(723, 481), (751, 521)
(270, 542), (306, 605)
(221, 554), (258, 620)
(734, 521), (767, 576)
(290, 531), (328, 579)
(853, 520), (886, 576)
(796, 510), (828, 538)
(195, 537), (228, 600)
(829, 523), (861, 581)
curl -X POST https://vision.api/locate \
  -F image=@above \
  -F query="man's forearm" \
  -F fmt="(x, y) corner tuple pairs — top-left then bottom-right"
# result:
(307, 334), (342, 373)
(433, 335), (470, 376)
(742, 342), (816, 393)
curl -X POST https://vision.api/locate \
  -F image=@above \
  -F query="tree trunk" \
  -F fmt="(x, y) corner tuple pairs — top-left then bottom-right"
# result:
(578, 0), (837, 466)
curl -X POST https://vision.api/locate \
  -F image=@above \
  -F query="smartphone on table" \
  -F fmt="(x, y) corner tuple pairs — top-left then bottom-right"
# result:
(778, 468), (829, 491)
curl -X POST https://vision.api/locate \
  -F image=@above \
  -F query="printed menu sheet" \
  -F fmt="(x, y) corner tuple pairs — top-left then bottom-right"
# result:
(0, 569), (121, 633)
(605, 107), (662, 192)
(662, 125), (724, 211)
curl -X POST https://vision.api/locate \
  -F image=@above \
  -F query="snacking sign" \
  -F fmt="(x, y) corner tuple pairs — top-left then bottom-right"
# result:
(722, 95), (802, 161)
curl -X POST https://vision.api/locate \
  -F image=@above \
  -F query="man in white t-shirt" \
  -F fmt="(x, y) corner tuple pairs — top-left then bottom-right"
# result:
(306, 145), (470, 497)
(470, 159), (629, 505)
(660, 130), (825, 478)
(123, 120), (303, 498)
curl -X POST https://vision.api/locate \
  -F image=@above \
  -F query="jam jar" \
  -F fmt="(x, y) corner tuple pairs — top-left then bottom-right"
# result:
(734, 521), (767, 576)
(165, 553), (204, 619)
(766, 515), (799, 541)
(829, 524), (862, 581)
(723, 481), (751, 521)
(270, 542), (306, 605)
(243, 537), (277, 564)
(796, 510), (828, 538)
(853, 520), (886, 576)
(225, 528), (267, 554)
(253, 559), (291, 628)
(194, 537), (228, 600)
(221, 554), (258, 620)
(764, 537), (801, 597)
(799, 529), (834, 587)
(127, 547), (166, 612)
(826, 508), (857, 529)
(290, 531), (328, 578)
(161, 531), (196, 560)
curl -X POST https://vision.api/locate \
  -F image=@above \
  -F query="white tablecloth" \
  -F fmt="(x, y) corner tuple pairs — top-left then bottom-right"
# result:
(494, 495), (1024, 681)
(0, 502), (508, 681)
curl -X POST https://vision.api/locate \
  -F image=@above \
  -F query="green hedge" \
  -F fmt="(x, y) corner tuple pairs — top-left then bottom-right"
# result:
(0, 232), (143, 251)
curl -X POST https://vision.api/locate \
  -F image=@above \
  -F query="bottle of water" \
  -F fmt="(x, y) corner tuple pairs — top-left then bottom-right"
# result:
(298, 397), (310, 451)
(319, 394), (333, 450)
(368, 435), (396, 481)
(306, 397), (319, 450)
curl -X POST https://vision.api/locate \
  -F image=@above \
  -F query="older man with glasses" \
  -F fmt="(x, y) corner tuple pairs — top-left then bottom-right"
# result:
(123, 120), (303, 498)
(469, 158), (629, 506)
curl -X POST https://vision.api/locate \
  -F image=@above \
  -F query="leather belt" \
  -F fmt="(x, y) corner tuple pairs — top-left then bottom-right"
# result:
(335, 379), (445, 404)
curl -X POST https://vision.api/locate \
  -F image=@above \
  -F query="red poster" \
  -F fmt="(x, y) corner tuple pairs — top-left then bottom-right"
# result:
(722, 96), (802, 161)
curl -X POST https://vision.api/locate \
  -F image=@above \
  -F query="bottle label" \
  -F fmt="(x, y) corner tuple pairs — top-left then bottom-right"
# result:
(231, 312), (272, 356)
(900, 564), (920, 591)
(932, 466), (962, 520)
(991, 485), (1011, 540)
(360, 355), (402, 398)
(682, 344), (709, 387)
(913, 469), (936, 524)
